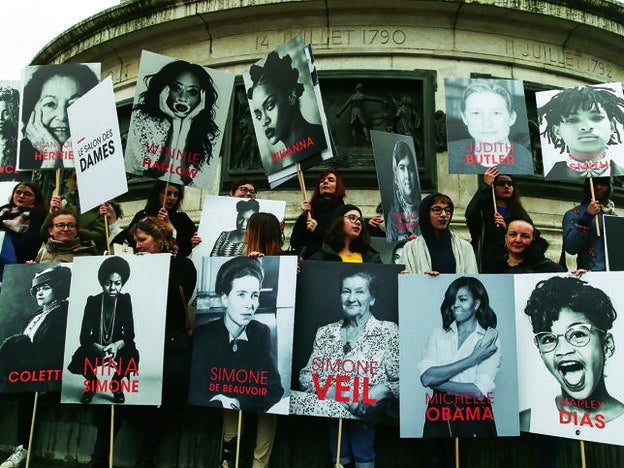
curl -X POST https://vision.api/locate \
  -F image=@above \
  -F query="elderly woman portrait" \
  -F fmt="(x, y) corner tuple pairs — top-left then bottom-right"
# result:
(418, 276), (501, 437)
(521, 275), (624, 441)
(67, 256), (139, 404)
(298, 269), (399, 421)
(387, 139), (420, 241)
(125, 52), (221, 186)
(0, 265), (72, 392)
(245, 38), (327, 173)
(19, 64), (99, 170)
(210, 198), (260, 257)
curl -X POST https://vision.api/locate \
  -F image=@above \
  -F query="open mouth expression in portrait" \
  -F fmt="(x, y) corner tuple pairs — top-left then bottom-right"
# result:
(251, 81), (291, 146)
(39, 75), (82, 144)
(554, 104), (613, 156)
(462, 91), (516, 145)
(103, 273), (123, 298)
(341, 275), (375, 320)
(159, 186), (180, 210)
(452, 286), (480, 325)
(34, 284), (55, 307)
(167, 71), (201, 118)
(506, 220), (534, 256)
(222, 276), (261, 329)
(538, 308), (611, 400)
(396, 156), (416, 199)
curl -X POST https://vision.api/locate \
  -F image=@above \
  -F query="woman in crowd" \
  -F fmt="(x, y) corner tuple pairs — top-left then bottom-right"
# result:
(465, 167), (531, 271)
(484, 219), (565, 274)
(126, 59), (220, 185)
(35, 208), (97, 263)
(291, 170), (346, 259)
(210, 198), (259, 257)
(19, 64), (99, 170)
(0, 182), (48, 272)
(67, 256), (139, 404)
(113, 180), (197, 257)
(419, 276), (501, 437)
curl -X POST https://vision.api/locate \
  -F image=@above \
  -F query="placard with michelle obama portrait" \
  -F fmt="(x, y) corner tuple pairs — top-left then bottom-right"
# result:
(289, 261), (403, 421)
(60, 254), (170, 406)
(515, 272), (624, 445)
(124, 50), (235, 190)
(188, 255), (297, 415)
(399, 274), (519, 438)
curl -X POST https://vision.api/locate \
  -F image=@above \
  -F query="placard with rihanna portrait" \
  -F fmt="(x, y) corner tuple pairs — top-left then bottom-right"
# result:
(370, 130), (422, 242)
(399, 274), (519, 438)
(0, 80), (29, 181)
(17, 63), (101, 171)
(188, 256), (296, 415)
(515, 272), (624, 445)
(243, 35), (329, 177)
(289, 261), (403, 421)
(60, 254), (170, 406)
(0, 263), (72, 393)
(124, 50), (235, 190)
(537, 82), (624, 180)
(445, 78), (533, 175)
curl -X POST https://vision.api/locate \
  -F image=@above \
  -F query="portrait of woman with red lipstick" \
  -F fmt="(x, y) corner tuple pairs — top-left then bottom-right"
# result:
(520, 275), (624, 445)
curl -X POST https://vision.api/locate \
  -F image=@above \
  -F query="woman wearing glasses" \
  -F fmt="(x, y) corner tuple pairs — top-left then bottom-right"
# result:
(465, 167), (531, 272)
(35, 208), (97, 262)
(522, 276), (624, 442)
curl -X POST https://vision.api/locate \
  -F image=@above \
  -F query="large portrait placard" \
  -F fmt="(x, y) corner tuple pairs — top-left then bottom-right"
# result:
(603, 215), (624, 271)
(445, 78), (533, 175)
(0, 81), (28, 181)
(515, 272), (624, 445)
(189, 256), (296, 415)
(61, 254), (170, 406)
(399, 274), (519, 438)
(124, 50), (234, 189)
(290, 261), (402, 421)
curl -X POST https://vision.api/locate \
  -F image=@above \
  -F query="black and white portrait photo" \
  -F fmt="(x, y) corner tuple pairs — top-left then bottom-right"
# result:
(445, 78), (533, 175)
(243, 35), (328, 177)
(603, 215), (624, 271)
(536, 82), (624, 180)
(0, 81), (28, 181)
(290, 262), (402, 421)
(17, 63), (101, 171)
(515, 272), (624, 446)
(124, 50), (234, 189)
(0, 263), (72, 393)
(61, 254), (170, 406)
(370, 130), (421, 242)
(189, 256), (296, 415)
(399, 274), (519, 438)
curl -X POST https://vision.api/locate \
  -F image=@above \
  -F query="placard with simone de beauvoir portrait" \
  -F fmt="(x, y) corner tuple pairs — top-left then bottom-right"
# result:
(445, 78), (533, 175)
(399, 273), (519, 438)
(515, 272), (624, 446)
(124, 50), (234, 190)
(289, 261), (403, 422)
(61, 254), (170, 406)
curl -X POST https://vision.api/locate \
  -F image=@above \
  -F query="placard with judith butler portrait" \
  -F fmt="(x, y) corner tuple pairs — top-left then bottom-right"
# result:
(290, 261), (403, 422)
(399, 274), (519, 438)
(445, 78), (533, 175)
(515, 272), (624, 446)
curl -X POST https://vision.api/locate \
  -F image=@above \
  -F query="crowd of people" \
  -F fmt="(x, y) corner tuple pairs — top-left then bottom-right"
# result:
(0, 166), (618, 468)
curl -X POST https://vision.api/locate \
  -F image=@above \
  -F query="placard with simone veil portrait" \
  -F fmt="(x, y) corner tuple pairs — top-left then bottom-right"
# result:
(17, 63), (101, 171)
(399, 274), (519, 438)
(0, 80), (29, 181)
(445, 78), (533, 175)
(290, 261), (403, 422)
(536, 82), (624, 180)
(188, 256), (297, 415)
(370, 130), (422, 242)
(515, 272), (624, 445)
(61, 254), (170, 406)
(124, 50), (234, 190)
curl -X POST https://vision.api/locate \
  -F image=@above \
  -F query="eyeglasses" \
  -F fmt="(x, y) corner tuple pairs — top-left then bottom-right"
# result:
(534, 323), (605, 353)
(430, 206), (453, 215)
(15, 190), (35, 197)
(495, 180), (514, 187)
(344, 214), (363, 224)
(53, 222), (76, 230)
(237, 186), (257, 195)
